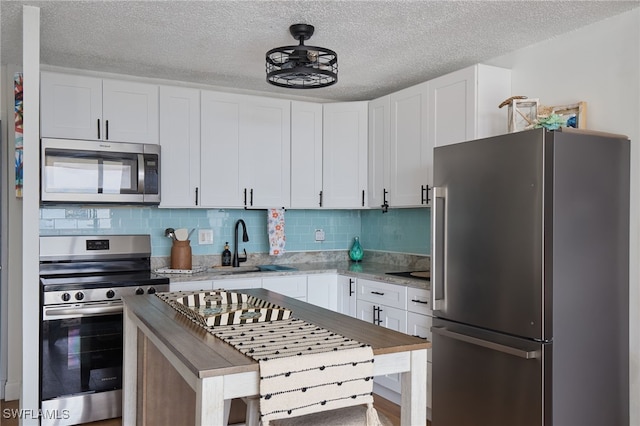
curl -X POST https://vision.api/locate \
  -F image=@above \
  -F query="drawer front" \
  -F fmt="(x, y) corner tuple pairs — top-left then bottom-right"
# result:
(357, 279), (407, 309)
(262, 275), (307, 299)
(169, 280), (213, 291)
(213, 277), (262, 291)
(407, 286), (432, 315)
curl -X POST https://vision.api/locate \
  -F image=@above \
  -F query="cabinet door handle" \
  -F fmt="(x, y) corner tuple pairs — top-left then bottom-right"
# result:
(195, 187), (199, 206)
(97, 119), (101, 139)
(411, 299), (429, 305)
(422, 185), (432, 204)
(243, 188), (247, 207)
(348, 278), (355, 296)
(381, 189), (389, 213)
(250, 188), (254, 206)
(371, 291), (385, 296)
(372, 306), (378, 324)
(361, 190), (365, 207)
(319, 190), (323, 207)
(375, 307), (382, 325)
(105, 120), (109, 140)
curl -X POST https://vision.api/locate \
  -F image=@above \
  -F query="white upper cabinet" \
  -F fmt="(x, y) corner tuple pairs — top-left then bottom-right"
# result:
(240, 95), (291, 209)
(290, 101), (323, 209)
(102, 79), (159, 143)
(200, 91), (290, 209)
(159, 86), (200, 208)
(41, 71), (159, 144)
(389, 81), (431, 207)
(322, 102), (368, 208)
(427, 64), (511, 147)
(368, 82), (431, 209)
(41, 72), (102, 140)
(367, 95), (390, 210)
(200, 91), (243, 207)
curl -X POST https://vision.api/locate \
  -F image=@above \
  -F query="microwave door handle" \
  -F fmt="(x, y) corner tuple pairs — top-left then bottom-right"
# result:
(138, 154), (145, 194)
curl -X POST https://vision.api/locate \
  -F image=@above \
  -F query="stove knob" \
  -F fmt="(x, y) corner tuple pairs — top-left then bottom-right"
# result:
(61, 293), (71, 302)
(106, 289), (116, 299)
(147, 287), (156, 294)
(75, 292), (84, 301)
(135, 288), (145, 295)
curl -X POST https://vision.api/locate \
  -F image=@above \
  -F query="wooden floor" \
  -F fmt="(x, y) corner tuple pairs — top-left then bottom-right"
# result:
(1, 394), (428, 425)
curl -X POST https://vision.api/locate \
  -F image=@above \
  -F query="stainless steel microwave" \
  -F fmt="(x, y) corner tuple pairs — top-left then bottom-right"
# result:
(40, 138), (160, 204)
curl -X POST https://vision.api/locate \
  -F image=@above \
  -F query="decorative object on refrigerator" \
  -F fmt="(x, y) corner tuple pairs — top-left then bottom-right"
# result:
(171, 240), (192, 270)
(221, 242), (232, 266)
(349, 236), (363, 262)
(499, 96), (539, 133)
(267, 208), (286, 256)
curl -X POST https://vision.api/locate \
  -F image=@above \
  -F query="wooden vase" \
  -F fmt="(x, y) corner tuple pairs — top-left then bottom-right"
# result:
(171, 240), (192, 270)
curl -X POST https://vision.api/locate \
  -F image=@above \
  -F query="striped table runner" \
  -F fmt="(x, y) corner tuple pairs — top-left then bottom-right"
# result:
(211, 318), (382, 425)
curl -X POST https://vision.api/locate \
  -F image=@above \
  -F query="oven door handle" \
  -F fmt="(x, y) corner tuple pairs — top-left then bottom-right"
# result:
(43, 302), (123, 319)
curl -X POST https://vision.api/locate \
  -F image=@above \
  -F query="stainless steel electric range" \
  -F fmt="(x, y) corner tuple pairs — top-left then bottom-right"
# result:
(39, 234), (169, 426)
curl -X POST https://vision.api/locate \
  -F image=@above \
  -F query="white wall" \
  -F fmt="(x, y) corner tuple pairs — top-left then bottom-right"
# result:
(488, 8), (640, 424)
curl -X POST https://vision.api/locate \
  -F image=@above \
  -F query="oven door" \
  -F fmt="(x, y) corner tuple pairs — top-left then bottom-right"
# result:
(41, 303), (124, 402)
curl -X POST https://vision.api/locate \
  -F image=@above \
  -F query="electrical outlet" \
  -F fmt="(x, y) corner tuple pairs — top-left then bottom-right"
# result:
(315, 229), (325, 242)
(198, 229), (214, 245)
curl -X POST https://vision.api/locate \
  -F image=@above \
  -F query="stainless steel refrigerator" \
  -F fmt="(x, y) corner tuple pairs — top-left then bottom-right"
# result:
(430, 128), (629, 426)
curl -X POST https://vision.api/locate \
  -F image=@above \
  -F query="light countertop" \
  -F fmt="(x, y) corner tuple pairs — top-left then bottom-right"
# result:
(157, 260), (430, 290)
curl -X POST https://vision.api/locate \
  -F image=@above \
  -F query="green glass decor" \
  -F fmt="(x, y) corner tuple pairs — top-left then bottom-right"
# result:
(349, 236), (364, 262)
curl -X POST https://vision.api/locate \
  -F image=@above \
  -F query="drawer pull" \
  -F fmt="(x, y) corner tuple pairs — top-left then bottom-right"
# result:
(371, 291), (385, 296)
(412, 334), (428, 340)
(411, 299), (429, 305)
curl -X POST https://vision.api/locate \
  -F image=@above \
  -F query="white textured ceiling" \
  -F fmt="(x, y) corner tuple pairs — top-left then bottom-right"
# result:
(1, 1), (638, 101)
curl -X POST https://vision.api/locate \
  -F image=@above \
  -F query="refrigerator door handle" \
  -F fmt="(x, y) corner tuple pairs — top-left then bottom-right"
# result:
(431, 186), (447, 311)
(432, 326), (541, 359)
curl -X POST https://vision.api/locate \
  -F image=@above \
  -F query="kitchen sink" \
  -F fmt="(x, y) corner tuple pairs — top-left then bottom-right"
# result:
(210, 265), (298, 275)
(256, 264), (298, 272)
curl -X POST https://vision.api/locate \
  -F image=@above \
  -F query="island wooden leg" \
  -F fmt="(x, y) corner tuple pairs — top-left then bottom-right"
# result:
(400, 349), (427, 426)
(196, 376), (225, 426)
(122, 308), (138, 425)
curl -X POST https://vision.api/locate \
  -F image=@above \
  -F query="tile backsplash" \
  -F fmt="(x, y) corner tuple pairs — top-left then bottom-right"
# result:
(40, 206), (430, 257)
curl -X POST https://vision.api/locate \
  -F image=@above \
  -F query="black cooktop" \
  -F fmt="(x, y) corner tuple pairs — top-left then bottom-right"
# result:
(385, 271), (430, 281)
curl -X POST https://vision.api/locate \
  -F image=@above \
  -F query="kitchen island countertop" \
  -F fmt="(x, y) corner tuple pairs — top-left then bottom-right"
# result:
(122, 288), (429, 426)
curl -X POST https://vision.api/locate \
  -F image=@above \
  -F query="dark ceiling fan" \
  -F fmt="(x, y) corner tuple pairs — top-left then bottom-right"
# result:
(266, 24), (338, 89)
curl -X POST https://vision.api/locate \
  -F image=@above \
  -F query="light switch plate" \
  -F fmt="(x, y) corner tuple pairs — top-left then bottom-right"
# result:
(315, 229), (325, 242)
(198, 229), (214, 245)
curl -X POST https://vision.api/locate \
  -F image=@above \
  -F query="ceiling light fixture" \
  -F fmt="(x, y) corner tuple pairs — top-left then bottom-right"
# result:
(266, 24), (338, 89)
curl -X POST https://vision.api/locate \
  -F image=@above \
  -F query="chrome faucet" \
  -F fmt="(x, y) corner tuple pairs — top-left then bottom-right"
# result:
(232, 219), (249, 267)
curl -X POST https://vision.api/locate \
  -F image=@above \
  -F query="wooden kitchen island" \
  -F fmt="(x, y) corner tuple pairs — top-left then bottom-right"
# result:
(122, 288), (430, 426)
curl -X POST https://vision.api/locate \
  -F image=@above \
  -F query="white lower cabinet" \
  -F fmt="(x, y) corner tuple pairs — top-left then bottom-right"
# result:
(307, 274), (338, 311)
(337, 275), (357, 317)
(169, 280), (213, 292)
(262, 275), (307, 301)
(356, 280), (407, 394)
(406, 287), (433, 419)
